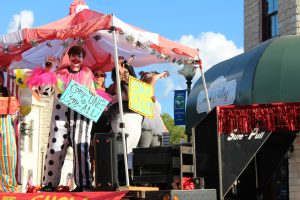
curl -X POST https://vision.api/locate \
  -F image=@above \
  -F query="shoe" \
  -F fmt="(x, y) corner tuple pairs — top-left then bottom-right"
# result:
(39, 185), (56, 192)
(71, 185), (95, 192)
(83, 185), (95, 192)
(71, 186), (83, 192)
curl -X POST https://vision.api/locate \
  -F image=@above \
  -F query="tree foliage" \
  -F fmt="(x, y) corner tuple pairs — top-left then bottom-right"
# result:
(161, 113), (186, 144)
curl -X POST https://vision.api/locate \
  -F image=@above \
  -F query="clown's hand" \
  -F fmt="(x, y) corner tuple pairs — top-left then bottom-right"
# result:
(89, 88), (96, 96)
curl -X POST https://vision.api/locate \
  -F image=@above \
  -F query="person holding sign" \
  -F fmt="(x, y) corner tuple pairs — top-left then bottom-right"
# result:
(139, 71), (169, 148)
(40, 46), (96, 192)
(108, 56), (136, 95)
(0, 71), (19, 192)
(108, 56), (143, 171)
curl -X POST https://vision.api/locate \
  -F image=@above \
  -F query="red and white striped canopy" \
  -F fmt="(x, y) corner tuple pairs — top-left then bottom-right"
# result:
(0, 9), (199, 72)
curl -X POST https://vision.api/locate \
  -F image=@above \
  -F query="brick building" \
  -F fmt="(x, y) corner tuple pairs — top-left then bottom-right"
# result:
(244, 0), (300, 51)
(244, 0), (300, 199)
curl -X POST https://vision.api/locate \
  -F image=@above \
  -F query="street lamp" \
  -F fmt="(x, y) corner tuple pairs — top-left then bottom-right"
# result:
(178, 63), (196, 96)
(178, 63), (196, 142)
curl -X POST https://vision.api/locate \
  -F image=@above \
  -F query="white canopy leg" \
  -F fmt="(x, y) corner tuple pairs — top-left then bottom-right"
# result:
(112, 21), (130, 186)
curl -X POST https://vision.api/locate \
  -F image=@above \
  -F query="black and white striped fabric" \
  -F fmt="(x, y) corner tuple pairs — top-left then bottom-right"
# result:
(42, 94), (93, 188)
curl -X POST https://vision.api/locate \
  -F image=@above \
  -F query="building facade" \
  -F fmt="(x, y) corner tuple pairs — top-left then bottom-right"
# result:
(244, 0), (300, 199)
(245, 0), (300, 51)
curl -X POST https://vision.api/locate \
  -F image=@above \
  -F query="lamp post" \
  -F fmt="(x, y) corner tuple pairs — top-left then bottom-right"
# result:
(186, 76), (193, 97)
(178, 63), (196, 142)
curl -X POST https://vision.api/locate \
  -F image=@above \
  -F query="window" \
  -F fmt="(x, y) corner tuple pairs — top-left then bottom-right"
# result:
(262, 0), (278, 41)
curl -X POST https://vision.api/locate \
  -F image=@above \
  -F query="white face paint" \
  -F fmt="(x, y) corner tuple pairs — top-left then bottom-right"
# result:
(69, 54), (84, 70)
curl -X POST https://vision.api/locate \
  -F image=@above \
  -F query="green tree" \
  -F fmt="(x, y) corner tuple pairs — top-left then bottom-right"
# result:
(161, 113), (186, 144)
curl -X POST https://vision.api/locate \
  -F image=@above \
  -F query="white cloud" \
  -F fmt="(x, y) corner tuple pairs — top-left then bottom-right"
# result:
(162, 32), (244, 96)
(163, 79), (175, 96)
(162, 78), (183, 97)
(7, 10), (34, 33)
(179, 32), (244, 72)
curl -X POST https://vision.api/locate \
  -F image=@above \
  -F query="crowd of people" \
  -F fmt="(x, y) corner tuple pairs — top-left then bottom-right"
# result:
(0, 45), (169, 192)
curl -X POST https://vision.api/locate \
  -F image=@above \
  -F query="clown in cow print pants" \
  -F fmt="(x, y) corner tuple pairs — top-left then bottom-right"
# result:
(42, 94), (93, 188)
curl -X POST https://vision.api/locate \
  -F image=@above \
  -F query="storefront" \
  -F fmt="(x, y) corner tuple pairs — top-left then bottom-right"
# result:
(186, 35), (300, 199)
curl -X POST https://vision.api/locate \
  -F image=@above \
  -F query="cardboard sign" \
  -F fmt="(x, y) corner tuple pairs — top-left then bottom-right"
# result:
(59, 80), (109, 122)
(0, 97), (19, 114)
(128, 76), (154, 118)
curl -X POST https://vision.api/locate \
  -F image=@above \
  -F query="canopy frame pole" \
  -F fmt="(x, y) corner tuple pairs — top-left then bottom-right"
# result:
(112, 17), (130, 187)
(199, 62), (211, 112)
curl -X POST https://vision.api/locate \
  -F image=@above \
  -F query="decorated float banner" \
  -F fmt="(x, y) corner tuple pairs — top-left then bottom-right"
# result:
(174, 90), (186, 125)
(0, 97), (20, 114)
(59, 80), (109, 122)
(0, 191), (128, 200)
(128, 76), (154, 118)
(196, 77), (237, 113)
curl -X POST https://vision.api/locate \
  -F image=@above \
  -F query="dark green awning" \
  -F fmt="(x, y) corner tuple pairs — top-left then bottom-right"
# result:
(253, 35), (300, 103)
(186, 35), (300, 135)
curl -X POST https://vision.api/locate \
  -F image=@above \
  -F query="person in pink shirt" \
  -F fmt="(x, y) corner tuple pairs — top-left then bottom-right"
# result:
(40, 46), (96, 192)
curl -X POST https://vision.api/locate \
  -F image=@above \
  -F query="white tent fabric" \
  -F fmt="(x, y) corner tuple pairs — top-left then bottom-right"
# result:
(0, 9), (198, 71)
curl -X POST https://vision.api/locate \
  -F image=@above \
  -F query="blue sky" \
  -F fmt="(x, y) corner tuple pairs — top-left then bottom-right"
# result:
(0, 0), (244, 118)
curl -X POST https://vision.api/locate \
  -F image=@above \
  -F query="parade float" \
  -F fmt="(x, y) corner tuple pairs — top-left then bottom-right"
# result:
(0, 0), (218, 199)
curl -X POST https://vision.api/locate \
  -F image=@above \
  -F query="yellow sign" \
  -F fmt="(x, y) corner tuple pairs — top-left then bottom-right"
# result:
(128, 76), (154, 118)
